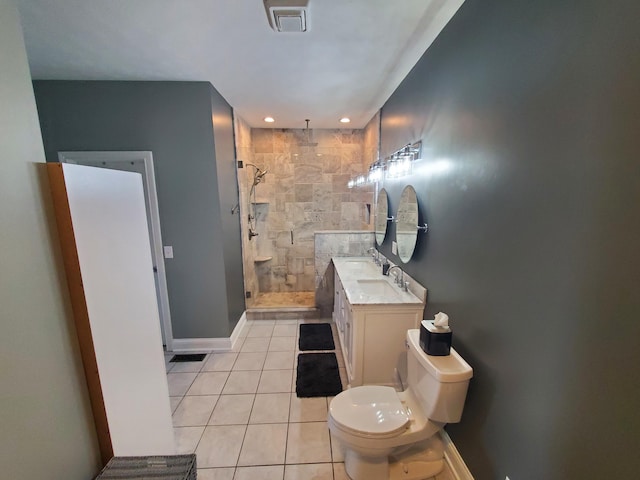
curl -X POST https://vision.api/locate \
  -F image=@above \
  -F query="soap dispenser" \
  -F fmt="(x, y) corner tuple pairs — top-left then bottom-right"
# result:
(382, 259), (390, 276)
(420, 312), (452, 356)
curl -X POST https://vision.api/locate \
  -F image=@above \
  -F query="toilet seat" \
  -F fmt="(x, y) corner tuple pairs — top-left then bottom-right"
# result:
(329, 386), (410, 438)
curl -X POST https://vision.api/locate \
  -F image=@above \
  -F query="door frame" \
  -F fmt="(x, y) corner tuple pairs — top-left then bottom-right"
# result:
(58, 151), (174, 351)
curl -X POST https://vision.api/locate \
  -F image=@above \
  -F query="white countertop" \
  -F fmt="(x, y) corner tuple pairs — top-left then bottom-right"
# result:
(332, 256), (424, 306)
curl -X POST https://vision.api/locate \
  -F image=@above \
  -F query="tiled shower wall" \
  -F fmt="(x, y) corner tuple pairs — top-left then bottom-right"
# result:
(234, 114), (379, 305)
(314, 231), (375, 317)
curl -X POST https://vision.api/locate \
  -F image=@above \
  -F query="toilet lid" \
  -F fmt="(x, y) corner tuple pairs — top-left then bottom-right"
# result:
(329, 386), (409, 437)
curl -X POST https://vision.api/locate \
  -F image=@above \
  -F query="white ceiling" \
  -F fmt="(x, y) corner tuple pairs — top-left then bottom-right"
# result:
(16, 0), (463, 129)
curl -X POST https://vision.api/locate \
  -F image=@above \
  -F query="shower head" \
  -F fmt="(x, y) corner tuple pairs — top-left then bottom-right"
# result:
(253, 168), (268, 185)
(247, 163), (269, 186)
(298, 118), (318, 147)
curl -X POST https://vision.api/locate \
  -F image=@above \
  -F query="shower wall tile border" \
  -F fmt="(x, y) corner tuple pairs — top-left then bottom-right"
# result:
(314, 231), (375, 317)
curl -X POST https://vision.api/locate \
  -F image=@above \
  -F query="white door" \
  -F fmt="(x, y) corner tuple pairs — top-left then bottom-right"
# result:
(49, 163), (176, 455)
(58, 151), (174, 351)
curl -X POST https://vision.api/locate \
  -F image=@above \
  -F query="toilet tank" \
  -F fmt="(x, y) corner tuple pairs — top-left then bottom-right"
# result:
(406, 329), (473, 423)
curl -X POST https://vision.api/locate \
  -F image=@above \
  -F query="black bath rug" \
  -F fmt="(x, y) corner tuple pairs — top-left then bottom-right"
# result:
(296, 353), (343, 397)
(170, 353), (206, 363)
(299, 323), (335, 351)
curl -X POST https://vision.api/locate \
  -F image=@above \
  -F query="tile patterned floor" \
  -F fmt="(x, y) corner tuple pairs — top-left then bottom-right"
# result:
(165, 318), (454, 480)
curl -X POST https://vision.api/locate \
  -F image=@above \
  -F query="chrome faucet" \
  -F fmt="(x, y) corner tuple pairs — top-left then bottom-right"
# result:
(367, 247), (380, 265)
(387, 265), (403, 285)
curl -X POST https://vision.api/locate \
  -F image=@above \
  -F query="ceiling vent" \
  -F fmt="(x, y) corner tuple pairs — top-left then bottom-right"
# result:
(264, 0), (309, 33)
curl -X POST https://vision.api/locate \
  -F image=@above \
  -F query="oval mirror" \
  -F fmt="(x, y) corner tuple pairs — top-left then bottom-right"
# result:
(396, 185), (419, 263)
(375, 188), (389, 246)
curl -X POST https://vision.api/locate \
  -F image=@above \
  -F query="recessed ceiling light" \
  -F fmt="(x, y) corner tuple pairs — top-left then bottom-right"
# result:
(339, 117), (351, 123)
(264, 116), (275, 123)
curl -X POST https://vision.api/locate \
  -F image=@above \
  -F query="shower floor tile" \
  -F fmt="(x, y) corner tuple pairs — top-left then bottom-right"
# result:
(250, 291), (315, 308)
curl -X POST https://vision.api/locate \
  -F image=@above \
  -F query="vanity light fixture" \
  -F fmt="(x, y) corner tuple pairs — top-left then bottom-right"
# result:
(386, 152), (412, 178)
(347, 141), (422, 188)
(264, 116), (275, 123)
(367, 160), (384, 183)
(347, 174), (367, 189)
(385, 142), (421, 180)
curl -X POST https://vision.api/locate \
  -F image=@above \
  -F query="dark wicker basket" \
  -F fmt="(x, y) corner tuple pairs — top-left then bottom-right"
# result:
(95, 454), (196, 479)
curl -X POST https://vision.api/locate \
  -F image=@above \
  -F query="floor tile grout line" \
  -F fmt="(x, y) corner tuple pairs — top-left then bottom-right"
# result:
(203, 392), (222, 427)
(172, 318), (341, 469)
(234, 326), (274, 469)
(173, 329), (249, 467)
(171, 394), (185, 415)
(282, 389), (291, 478)
(168, 369), (201, 398)
(233, 391), (258, 468)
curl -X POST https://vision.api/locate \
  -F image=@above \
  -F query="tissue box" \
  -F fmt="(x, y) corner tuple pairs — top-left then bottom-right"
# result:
(420, 321), (452, 356)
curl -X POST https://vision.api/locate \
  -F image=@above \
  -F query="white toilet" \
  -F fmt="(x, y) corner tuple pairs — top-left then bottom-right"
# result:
(328, 329), (473, 480)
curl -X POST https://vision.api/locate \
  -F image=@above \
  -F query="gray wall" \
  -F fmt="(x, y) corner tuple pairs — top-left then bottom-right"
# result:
(0, 1), (101, 477)
(34, 80), (244, 338)
(378, 0), (640, 478)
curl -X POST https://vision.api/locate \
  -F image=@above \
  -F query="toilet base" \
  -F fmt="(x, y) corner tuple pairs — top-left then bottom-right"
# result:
(345, 449), (389, 480)
(388, 458), (444, 480)
(344, 452), (444, 480)
(343, 436), (445, 480)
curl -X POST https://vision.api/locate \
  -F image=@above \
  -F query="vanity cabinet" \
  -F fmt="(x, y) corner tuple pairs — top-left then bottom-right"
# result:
(333, 265), (424, 387)
(333, 274), (352, 368)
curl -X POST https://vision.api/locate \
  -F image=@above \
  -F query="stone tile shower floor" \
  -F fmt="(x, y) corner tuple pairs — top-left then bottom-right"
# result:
(165, 317), (454, 480)
(250, 291), (315, 308)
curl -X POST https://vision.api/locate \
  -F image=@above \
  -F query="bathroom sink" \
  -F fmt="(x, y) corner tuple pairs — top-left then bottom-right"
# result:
(333, 257), (424, 304)
(345, 261), (371, 268)
(356, 279), (399, 298)
(340, 259), (378, 275)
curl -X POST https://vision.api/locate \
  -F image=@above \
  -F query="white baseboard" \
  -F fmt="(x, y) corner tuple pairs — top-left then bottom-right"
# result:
(171, 337), (231, 353)
(171, 312), (248, 353)
(230, 312), (247, 351)
(440, 430), (474, 480)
